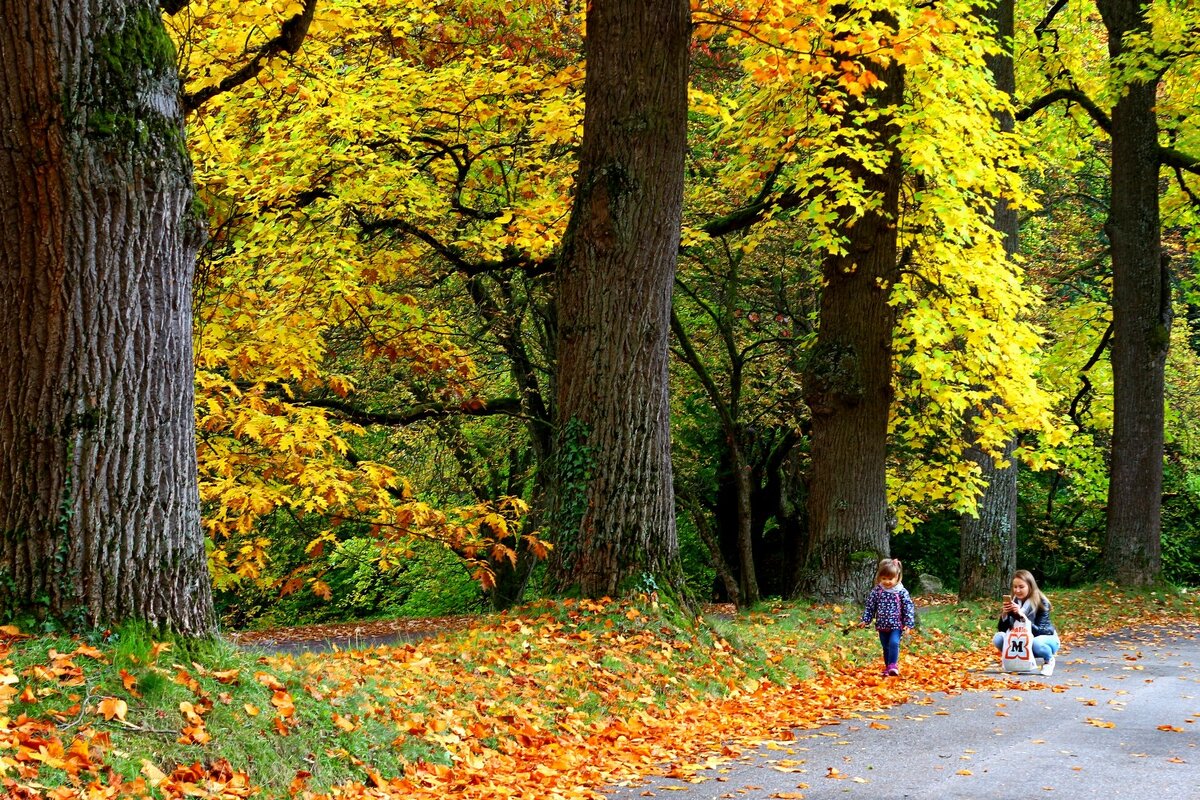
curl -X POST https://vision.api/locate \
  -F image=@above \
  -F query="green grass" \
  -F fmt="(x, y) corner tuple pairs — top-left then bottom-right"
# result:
(1, 584), (1195, 797)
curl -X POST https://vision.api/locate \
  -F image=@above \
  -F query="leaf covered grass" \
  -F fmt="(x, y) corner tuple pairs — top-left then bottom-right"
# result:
(0, 584), (1195, 798)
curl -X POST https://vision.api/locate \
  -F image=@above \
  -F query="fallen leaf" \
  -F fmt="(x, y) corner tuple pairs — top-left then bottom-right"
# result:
(119, 669), (142, 698)
(97, 697), (127, 721)
(140, 759), (167, 787)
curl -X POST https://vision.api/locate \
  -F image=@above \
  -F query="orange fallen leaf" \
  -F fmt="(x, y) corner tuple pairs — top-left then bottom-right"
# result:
(74, 644), (105, 660)
(956, 769), (973, 776)
(211, 668), (241, 685)
(97, 697), (127, 721)
(119, 669), (142, 698)
(1085, 718), (1116, 728)
(1157, 725), (1184, 732)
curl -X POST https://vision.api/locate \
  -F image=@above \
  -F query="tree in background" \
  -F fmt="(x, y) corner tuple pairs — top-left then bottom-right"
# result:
(959, 0), (1020, 600)
(1097, 0), (1168, 585)
(0, 0), (214, 635)
(1017, 0), (1200, 587)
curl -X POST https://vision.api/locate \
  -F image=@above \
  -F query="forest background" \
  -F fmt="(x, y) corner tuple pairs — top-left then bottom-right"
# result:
(3, 0), (1200, 636)
(182, 0), (1200, 629)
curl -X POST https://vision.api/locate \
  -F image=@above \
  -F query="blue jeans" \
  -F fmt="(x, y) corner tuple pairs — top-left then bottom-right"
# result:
(993, 632), (1060, 662)
(879, 628), (901, 665)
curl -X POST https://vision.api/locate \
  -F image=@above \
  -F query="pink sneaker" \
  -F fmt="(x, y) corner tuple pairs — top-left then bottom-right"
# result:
(885, 663), (900, 676)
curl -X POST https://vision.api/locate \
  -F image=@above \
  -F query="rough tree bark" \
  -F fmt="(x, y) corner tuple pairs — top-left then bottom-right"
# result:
(1097, 0), (1167, 585)
(959, 0), (1019, 600)
(796, 52), (905, 601)
(546, 0), (689, 597)
(0, 0), (215, 635)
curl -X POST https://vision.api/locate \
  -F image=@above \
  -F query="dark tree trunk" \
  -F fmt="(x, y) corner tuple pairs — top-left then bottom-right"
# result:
(546, 0), (689, 597)
(0, 0), (215, 635)
(959, 436), (1019, 598)
(1097, 0), (1167, 586)
(710, 428), (803, 602)
(960, 0), (1019, 600)
(796, 54), (904, 602)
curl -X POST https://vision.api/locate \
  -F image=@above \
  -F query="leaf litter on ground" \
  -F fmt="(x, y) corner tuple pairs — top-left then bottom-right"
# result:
(0, 585), (1196, 799)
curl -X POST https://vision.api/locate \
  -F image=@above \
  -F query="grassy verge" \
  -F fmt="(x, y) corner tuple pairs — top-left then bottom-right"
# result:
(0, 584), (1195, 798)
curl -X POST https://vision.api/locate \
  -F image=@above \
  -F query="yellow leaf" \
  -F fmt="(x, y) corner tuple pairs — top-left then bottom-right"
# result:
(140, 759), (168, 787)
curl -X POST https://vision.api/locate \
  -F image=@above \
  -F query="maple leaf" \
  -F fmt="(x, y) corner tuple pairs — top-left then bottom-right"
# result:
(97, 697), (127, 721)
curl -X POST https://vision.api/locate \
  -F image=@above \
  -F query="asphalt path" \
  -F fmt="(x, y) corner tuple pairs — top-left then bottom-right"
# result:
(605, 622), (1200, 800)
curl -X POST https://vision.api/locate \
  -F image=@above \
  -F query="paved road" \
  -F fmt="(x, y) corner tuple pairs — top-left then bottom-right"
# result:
(605, 622), (1200, 800)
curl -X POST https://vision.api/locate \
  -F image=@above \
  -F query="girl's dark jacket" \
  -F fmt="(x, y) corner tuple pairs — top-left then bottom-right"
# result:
(998, 597), (1057, 638)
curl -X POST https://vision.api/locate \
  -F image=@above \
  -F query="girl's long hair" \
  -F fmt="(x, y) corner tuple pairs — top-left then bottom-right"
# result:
(1014, 569), (1050, 612)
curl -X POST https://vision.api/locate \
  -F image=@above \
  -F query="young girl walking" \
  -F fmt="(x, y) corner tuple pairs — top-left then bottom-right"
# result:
(859, 558), (917, 676)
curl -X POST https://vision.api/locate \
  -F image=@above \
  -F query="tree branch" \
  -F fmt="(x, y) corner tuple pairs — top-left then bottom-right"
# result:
(698, 163), (814, 239)
(1068, 321), (1113, 430)
(183, 0), (319, 114)
(1033, 0), (1070, 40)
(304, 396), (522, 427)
(357, 214), (551, 278)
(1016, 88), (1111, 133)
(1016, 89), (1200, 175)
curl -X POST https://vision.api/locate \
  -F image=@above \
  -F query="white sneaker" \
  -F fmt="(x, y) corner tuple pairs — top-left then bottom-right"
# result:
(1040, 658), (1055, 677)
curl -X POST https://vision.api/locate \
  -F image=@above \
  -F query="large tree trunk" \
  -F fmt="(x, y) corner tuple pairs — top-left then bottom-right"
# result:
(1097, 0), (1167, 586)
(796, 55), (904, 601)
(546, 0), (689, 597)
(0, 0), (215, 635)
(960, 0), (1019, 600)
